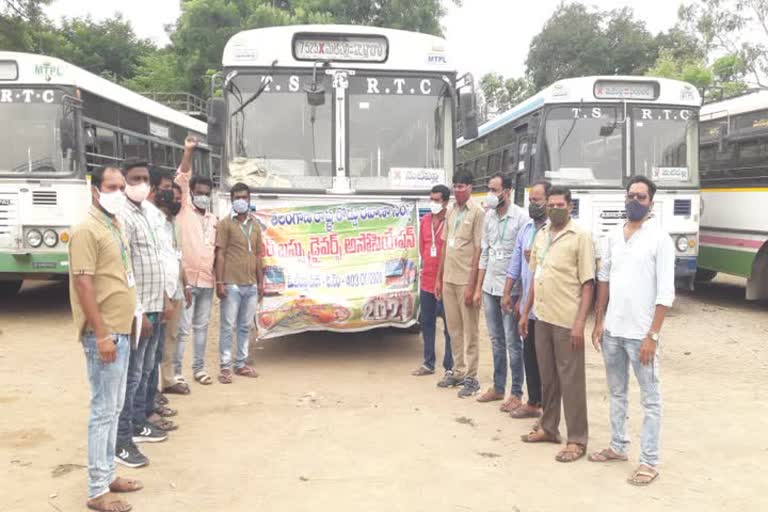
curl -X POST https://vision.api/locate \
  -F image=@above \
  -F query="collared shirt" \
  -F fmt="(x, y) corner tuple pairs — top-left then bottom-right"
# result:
(479, 204), (529, 296)
(216, 214), (263, 285)
(529, 219), (595, 329)
(419, 212), (446, 294)
(119, 200), (165, 313)
(175, 170), (217, 288)
(147, 205), (183, 301)
(598, 221), (675, 340)
(441, 199), (484, 286)
(68, 206), (137, 338)
(507, 219), (545, 321)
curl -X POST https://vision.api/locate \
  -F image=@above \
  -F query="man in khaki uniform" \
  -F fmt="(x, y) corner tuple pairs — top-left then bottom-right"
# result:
(435, 171), (484, 398)
(519, 185), (595, 463)
(69, 166), (141, 512)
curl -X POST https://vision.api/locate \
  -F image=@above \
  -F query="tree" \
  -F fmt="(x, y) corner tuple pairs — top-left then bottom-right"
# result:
(122, 50), (190, 93)
(525, 3), (657, 90)
(0, 0), (54, 52)
(478, 73), (533, 121)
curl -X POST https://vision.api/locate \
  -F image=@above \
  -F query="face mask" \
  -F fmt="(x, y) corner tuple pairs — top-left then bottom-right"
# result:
(528, 202), (547, 221)
(547, 206), (569, 227)
(125, 182), (150, 203)
(625, 199), (649, 221)
(97, 189), (127, 216)
(192, 195), (210, 211)
(485, 193), (500, 210)
(454, 188), (470, 205)
(232, 198), (250, 215)
(429, 201), (444, 215)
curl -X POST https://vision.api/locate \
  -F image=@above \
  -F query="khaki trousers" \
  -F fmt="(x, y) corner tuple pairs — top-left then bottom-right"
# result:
(160, 299), (183, 390)
(442, 282), (480, 380)
(535, 320), (588, 446)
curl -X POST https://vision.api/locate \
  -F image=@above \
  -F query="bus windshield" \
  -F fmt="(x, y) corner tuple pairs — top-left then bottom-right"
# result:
(348, 75), (452, 191)
(632, 107), (698, 186)
(0, 92), (73, 176)
(541, 105), (623, 187)
(225, 72), (333, 190)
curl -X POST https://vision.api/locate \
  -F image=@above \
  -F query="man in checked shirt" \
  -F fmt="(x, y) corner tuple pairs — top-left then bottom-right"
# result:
(115, 159), (169, 469)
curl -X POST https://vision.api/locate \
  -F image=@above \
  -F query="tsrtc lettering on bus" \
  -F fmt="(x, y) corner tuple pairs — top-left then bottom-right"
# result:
(0, 89), (57, 104)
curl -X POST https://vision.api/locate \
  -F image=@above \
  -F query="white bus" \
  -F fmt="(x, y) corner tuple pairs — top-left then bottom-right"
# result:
(206, 25), (478, 338)
(0, 52), (220, 296)
(699, 90), (768, 299)
(457, 76), (701, 289)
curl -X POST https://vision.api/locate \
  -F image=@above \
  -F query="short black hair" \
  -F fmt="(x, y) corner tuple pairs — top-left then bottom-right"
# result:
(431, 184), (450, 201)
(230, 182), (250, 199)
(190, 175), (214, 192)
(489, 172), (513, 190)
(122, 159), (149, 176)
(626, 175), (657, 200)
(91, 166), (120, 189)
(453, 170), (473, 186)
(530, 179), (552, 195)
(547, 185), (572, 203)
(150, 168), (174, 189)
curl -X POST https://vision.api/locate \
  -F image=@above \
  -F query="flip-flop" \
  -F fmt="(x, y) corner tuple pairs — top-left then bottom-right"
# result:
(87, 493), (132, 512)
(153, 405), (177, 418)
(555, 444), (586, 463)
(218, 369), (233, 384)
(194, 370), (214, 385)
(162, 382), (190, 395)
(234, 365), (259, 378)
(109, 477), (143, 493)
(520, 430), (561, 444)
(150, 417), (178, 432)
(510, 405), (542, 419)
(627, 466), (659, 486)
(588, 448), (628, 463)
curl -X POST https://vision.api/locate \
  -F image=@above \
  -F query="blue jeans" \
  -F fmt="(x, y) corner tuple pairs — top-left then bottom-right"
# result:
(176, 286), (215, 373)
(483, 292), (524, 396)
(219, 284), (259, 370)
(117, 313), (163, 446)
(419, 289), (453, 372)
(602, 332), (663, 467)
(83, 333), (130, 499)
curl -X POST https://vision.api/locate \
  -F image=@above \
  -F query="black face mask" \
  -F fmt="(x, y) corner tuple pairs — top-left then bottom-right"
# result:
(528, 202), (547, 220)
(157, 189), (181, 217)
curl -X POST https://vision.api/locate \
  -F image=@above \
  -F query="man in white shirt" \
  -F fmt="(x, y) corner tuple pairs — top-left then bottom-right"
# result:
(590, 175), (675, 487)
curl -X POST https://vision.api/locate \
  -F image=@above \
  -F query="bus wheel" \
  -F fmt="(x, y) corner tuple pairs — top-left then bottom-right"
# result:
(695, 269), (717, 282)
(0, 280), (23, 297)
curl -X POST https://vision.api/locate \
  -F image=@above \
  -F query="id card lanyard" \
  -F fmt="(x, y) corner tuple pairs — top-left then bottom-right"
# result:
(103, 213), (134, 287)
(430, 217), (444, 258)
(238, 218), (254, 253)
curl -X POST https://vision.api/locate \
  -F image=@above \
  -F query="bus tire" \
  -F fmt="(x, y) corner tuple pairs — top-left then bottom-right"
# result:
(694, 269), (717, 282)
(0, 280), (23, 297)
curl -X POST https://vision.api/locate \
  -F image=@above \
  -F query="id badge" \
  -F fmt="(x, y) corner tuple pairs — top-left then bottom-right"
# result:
(430, 245), (437, 258)
(126, 271), (136, 288)
(448, 238), (456, 248)
(495, 251), (506, 261)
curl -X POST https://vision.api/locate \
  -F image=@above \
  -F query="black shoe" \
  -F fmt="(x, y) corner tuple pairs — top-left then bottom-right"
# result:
(132, 423), (168, 444)
(115, 443), (149, 468)
(458, 378), (480, 398)
(437, 370), (462, 388)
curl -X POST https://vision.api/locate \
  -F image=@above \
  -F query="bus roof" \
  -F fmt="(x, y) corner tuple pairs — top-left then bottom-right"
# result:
(458, 75), (701, 146)
(222, 24), (454, 73)
(701, 90), (768, 121)
(0, 51), (207, 134)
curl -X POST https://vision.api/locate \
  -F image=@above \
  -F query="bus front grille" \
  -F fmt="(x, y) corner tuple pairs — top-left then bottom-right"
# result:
(32, 190), (57, 206)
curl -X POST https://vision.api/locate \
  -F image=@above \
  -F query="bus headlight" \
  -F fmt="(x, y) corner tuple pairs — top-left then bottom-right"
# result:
(43, 229), (59, 247)
(676, 235), (689, 253)
(26, 229), (43, 248)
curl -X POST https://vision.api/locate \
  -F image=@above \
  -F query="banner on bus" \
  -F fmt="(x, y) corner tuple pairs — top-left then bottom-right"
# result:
(253, 201), (420, 339)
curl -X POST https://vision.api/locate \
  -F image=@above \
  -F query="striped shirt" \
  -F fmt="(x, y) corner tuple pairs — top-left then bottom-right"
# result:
(120, 200), (166, 313)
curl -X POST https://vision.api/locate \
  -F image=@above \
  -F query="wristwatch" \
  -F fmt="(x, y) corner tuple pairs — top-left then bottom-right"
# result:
(648, 332), (660, 342)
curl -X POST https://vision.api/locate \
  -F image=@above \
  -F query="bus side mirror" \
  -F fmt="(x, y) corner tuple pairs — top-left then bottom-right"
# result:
(207, 98), (227, 147)
(60, 116), (75, 153)
(459, 91), (479, 140)
(717, 122), (728, 153)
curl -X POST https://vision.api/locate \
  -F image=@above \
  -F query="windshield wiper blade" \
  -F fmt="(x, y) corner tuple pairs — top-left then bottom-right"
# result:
(230, 60), (278, 118)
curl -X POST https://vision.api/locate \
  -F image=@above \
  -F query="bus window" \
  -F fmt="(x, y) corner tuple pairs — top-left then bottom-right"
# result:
(513, 171), (528, 206)
(97, 128), (117, 157)
(502, 147), (516, 175)
(475, 155), (489, 187)
(151, 141), (169, 168)
(122, 134), (148, 160)
(488, 152), (502, 175)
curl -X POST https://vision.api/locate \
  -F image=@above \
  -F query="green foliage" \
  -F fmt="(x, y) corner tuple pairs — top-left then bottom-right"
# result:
(479, 73), (533, 120)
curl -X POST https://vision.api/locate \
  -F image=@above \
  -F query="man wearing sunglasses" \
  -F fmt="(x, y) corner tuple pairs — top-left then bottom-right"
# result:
(589, 175), (674, 487)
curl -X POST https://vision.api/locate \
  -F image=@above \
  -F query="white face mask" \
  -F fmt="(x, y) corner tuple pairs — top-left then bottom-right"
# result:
(430, 201), (444, 215)
(98, 189), (127, 215)
(192, 195), (210, 211)
(125, 182), (150, 203)
(485, 192), (504, 210)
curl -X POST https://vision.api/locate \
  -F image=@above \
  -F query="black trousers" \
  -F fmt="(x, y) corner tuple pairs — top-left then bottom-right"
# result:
(524, 319), (542, 406)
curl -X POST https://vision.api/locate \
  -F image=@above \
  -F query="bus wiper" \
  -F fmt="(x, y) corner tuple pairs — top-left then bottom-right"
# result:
(230, 60), (278, 118)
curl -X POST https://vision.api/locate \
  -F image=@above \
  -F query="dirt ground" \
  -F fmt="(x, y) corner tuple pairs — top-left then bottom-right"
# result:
(0, 275), (766, 512)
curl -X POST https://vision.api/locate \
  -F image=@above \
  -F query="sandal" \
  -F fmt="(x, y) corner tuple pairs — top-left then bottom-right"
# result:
(194, 370), (214, 385)
(149, 416), (178, 432)
(499, 395), (522, 413)
(153, 405), (177, 418)
(555, 443), (587, 463)
(520, 429), (561, 444)
(411, 366), (435, 376)
(588, 448), (628, 463)
(162, 382), (190, 395)
(155, 394), (169, 406)
(109, 477), (143, 493)
(234, 365), (259, 378)
(218, 369), (233, 384)
(510, 404), (542, 419)
(627, 465), (659, 486)
(87, 493), (132, 512)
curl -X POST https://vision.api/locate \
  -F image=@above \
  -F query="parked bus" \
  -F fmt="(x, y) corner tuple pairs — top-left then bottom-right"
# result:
(457, 76), (701, 289)
(206, 25), (477, 338)
(699, 90), (768, 299)
(0, 52), (219, 296)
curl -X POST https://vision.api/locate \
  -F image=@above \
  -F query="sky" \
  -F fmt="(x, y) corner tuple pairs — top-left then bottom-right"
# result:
(46, 0), (685, 80)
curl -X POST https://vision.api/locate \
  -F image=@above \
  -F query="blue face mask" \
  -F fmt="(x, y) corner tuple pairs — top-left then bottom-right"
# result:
(625, 200), (649, 221)
(232, 198), (250, 214)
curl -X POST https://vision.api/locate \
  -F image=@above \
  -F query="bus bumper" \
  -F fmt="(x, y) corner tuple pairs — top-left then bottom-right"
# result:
(675, 256), (697, 277)
(0, 252), (69, 280)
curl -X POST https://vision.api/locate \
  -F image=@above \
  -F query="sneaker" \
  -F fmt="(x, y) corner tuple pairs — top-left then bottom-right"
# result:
(458, 378), (480, 398)
(437, 370), (463, 388)
(132, 423), (168, 444)
(115, 443), (149, 468)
